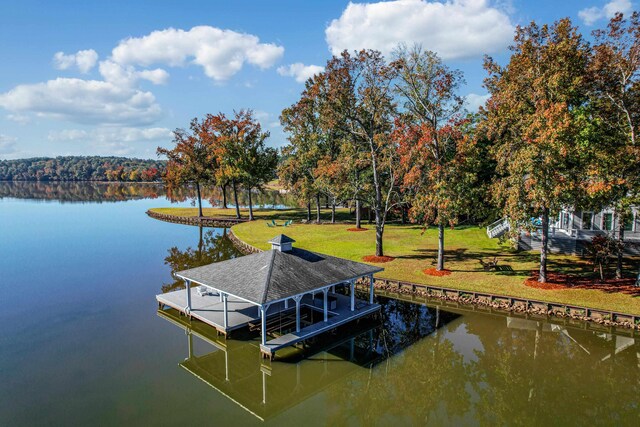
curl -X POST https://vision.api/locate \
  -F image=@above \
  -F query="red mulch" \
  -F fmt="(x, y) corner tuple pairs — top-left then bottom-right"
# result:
(347, 227), (369, 232)
(362, 255), (395, 263)
(423, 268), (452, 277)
(524, 271), (640, 295)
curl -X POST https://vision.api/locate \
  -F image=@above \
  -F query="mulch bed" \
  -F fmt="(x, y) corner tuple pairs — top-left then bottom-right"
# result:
(347, 227), (369, 232)
(524, 271), (640, 295)
(423, 268), (452, 277)
(362, 255), (395, 263)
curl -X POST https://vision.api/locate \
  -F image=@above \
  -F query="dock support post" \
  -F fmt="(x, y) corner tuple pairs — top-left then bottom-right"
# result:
(222, 293), (228, 330)
(187, 332), (193, 360)
(350, 280), (355, 312)
(369, 274), (374, 304)
(185, 279), (192, 312)
(323, 288), (329, 322)
(260, 304), (270, 346)
(293, 295), (302, 332)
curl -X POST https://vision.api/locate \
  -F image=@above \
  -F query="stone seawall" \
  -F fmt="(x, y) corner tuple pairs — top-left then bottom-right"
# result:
(146, 210), (248, 228)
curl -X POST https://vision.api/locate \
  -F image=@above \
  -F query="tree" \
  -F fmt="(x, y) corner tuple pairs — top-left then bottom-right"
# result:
(588, 12), (640, 278)
(482, 19), (590, 283)
(280, 75), (326, 222)
(157, 117), (218, 217)
(393, 46), (478, 271)
(324, 49), (398, 256)
(212, 110), (276, 221)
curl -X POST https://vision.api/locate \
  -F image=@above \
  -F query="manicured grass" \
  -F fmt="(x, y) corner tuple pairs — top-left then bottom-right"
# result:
(152, 207), (640, 315)
(149, 206), (353, 221)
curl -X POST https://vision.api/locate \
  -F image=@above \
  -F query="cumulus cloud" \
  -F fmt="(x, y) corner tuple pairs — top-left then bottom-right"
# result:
(111, 26), (285, 81)
(325, 0), (514, 60)
(277, 63), (324, 83)
(98, 60), (169, 86)
(53, 49), (99, 73)
(0, 78), (162, 126)
(465, 93), (490, 111)
(578, 0), (632, 25)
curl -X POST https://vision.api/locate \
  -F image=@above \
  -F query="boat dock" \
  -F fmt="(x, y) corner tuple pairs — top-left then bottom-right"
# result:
(156, 234), (383, 359)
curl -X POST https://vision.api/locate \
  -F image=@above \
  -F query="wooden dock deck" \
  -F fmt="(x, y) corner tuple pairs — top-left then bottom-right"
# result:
(157, 289), (273, 334)
(259, 294), (381, 358)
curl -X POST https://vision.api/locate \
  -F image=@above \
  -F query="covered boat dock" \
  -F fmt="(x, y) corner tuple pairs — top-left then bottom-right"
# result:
(156, 234), (383, 359)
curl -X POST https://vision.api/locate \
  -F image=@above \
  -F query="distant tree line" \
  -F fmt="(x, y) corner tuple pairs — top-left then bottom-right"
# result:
(0, 156), (165, 182)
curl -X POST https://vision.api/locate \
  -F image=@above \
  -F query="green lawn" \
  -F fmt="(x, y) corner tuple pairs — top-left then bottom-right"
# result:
(150, 207), (640, 315)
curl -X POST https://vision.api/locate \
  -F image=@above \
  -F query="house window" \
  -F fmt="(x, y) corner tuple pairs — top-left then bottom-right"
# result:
(582, 212), (593, 230)
(603, 213), (613, 231)
(624, 213), (635, 231)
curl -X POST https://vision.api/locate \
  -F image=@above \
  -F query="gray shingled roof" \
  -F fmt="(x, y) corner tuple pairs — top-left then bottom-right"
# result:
(175, 248), (383, 305)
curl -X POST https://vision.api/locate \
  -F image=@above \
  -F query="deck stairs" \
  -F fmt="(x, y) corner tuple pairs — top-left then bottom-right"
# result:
(487, 218), (510, 239)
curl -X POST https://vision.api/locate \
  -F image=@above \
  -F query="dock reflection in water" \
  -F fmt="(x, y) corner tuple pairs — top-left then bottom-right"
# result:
(157, 295), (460, 421)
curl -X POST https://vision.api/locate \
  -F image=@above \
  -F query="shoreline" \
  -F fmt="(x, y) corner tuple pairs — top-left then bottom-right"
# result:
(147, 209), (640, 331)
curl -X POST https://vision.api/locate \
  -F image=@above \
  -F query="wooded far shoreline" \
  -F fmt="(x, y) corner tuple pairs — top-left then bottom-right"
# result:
(0, 156), (166, 182)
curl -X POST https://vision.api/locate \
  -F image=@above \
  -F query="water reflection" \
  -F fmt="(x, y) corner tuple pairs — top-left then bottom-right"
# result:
(0, 180), (297, 207)
(161, 228), (242, 293)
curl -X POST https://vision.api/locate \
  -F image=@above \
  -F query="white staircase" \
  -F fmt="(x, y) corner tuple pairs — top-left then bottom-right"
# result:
(487, 218), (510, 239)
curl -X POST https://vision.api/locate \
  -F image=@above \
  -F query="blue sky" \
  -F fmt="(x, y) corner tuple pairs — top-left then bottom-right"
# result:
(0, 0), (634, 159)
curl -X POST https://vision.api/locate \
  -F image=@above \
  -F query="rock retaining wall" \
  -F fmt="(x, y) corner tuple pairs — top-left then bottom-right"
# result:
(146, 210), (248, 228)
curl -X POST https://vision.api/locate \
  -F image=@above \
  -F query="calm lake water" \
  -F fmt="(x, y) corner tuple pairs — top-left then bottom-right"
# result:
(0, 182), (638, 426)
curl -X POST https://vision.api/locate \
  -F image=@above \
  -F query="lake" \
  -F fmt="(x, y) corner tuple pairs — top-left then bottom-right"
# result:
(0, 182), (638, 426)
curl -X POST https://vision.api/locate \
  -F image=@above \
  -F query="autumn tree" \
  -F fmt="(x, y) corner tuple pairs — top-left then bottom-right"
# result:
(482, 19), (590, 283)
(588, 12), (640, 278)
(324, 49), (398, 256)
(393, 46), (479, 271)
(214, 110), (276, 221)
(280, 74), (325, 222)
(157, 117), (218, 217)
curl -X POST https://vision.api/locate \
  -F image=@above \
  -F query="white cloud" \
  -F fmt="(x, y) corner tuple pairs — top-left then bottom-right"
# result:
(111, 26), (284, 81)
(326, 0), (514, 60)
(53, 49), (99, 73)
(465, 93), (490, 111)
(0, 78), (162, 126)
(0, 134), (18, 155)
(277, 63), (324, 83)
(579, 0), (632, 25)
(98, 60), (169, 86)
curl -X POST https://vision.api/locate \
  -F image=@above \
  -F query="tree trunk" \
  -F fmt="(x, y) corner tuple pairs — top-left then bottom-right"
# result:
(539, 207), (549, 283)
(316, 193), (321, 223)
(222, 183), (228, 209)
(247, 188), (254, 220)
(616, 221), (624, 279)
(375, 216), (384, 257)
(355, 199), (361, 229)
(232, 179), (240, 219)
(195, 181), (203, 218)
(306, 201), (311, 222)
(401, 205), (407, 225)
(437, 223), (445, 271)
(325, 195), (329, 209)
(331, 198), (336, 224)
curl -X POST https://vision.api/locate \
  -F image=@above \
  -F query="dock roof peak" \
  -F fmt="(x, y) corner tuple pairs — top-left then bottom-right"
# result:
(268, 234), (295, 245)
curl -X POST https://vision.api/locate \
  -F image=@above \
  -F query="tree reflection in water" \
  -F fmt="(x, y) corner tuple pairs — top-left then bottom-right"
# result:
(161, 227), (242, 293)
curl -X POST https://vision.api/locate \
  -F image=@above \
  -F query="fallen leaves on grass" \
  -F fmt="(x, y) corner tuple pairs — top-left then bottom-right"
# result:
(362, 255), (395, 263)
(423, 268), (452, 277)
(347, 227), (369, 232)
(524, 271), (640, 295)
